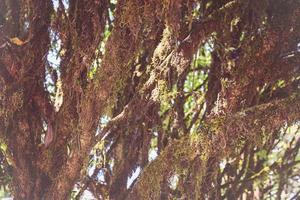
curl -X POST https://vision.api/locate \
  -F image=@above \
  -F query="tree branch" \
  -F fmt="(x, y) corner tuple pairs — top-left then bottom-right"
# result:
(127, 93), (300, 198)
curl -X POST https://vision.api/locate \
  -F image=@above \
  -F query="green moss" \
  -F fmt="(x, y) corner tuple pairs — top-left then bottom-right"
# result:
(128, 133), (212, 199)
(208, 116), (226, 134)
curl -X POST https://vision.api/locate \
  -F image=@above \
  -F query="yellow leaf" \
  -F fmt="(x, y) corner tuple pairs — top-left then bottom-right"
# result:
(10, 37), (25, 46)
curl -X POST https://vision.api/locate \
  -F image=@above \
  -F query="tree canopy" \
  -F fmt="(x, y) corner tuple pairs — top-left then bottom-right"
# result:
(0, 0), (300, 199)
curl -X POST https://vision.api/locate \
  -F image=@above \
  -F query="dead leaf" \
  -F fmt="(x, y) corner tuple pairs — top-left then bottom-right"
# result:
(10, 37), (26, 46)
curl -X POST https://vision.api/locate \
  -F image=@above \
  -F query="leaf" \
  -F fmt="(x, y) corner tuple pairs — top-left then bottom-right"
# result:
(10, 37), (26, 46)
(257, 149), (268, 160)
(44, 122), (54, 147)
(0, 142), (7, 151)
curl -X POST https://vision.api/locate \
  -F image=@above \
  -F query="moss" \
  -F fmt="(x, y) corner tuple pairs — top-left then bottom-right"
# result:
(94, 1), (166, 116)
(0, 88), (23, 132)
(158, 80), (171, 115)
(126, 133), (212, 199)
(211, 116), (225, 132)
